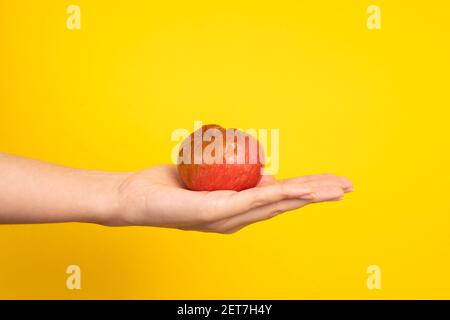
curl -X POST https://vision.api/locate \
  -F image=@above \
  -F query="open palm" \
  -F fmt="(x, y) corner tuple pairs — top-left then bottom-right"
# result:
(115, 164), (353, 233)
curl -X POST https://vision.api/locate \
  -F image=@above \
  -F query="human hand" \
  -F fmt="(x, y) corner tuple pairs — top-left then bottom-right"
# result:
(0, 153), (353, 231)
(112, 165), (353, 233)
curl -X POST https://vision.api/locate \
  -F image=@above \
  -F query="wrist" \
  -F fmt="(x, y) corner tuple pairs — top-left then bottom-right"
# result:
(82, 171), (131, 226)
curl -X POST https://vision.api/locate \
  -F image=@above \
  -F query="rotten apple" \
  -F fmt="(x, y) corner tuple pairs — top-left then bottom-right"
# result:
(177, 124), (264, 191)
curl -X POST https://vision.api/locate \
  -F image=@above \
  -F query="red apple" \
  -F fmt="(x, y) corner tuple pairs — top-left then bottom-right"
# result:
(177, 124), (264, 191)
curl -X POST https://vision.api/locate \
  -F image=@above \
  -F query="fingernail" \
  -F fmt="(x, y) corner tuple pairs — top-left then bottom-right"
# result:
(341, 178), (353, 188)
(346, 187), (354, 192)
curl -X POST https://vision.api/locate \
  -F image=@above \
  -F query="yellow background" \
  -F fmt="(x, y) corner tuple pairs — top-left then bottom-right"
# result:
(1, 0), (449, 299)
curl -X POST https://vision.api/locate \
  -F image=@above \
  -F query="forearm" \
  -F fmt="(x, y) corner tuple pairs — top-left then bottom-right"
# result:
(0, 153), (127, 225)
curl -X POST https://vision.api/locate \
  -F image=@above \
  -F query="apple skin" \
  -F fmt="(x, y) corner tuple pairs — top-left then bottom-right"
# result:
(177, 124), (264, 191)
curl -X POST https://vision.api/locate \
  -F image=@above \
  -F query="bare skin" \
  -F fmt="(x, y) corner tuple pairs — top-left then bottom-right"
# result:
(0, 153), (353, 234)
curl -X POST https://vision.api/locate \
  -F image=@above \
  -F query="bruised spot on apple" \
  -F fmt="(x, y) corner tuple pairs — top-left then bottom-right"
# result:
(177, 124), (265, 191)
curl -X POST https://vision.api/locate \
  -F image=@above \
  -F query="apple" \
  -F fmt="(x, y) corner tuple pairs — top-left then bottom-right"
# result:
(177, 124), (264, 191)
